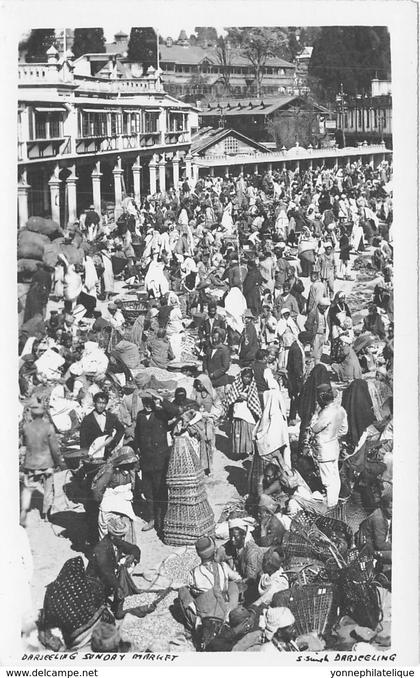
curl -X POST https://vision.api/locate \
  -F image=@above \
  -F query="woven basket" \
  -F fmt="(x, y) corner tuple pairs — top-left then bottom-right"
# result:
(272, 583), (337, 637)
(339, 559), (382, 629)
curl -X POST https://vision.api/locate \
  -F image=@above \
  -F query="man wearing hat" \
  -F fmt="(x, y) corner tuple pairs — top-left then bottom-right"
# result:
(305, 297), (331, 364)
(86, 514), (140, 615)
(133, 393), (178, 533)
(20, 402), (65, 527)
(198, 302), (226, 355)
(239, 309), (260, 368)
(178, 535), (242, 644)
(286, 330), (312, 425)
(356, 489), (392, 582)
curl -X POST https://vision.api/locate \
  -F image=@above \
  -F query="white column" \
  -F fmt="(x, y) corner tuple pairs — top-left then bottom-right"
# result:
(18, 170), (30, 229)
(132, 155), (142, 203)
(158, 154), (166, 192)
(113, 157), (124, 217)
(192, 154), (200, 185)
(91, 161), (102, 214)
(296, 159), (300, 172)
(172, 152), (180, 190)
(184, 152), (192, 180)
(48, 165), (61, 225)
(149, 156), (158, 195)
(209, 166), (215, 177)
(66, 166), (78, 225)
(65, 106), (79, 154)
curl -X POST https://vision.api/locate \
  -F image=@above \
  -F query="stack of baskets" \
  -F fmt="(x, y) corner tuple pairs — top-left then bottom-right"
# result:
(339, 555), (382, 629)
(163, 436), (215, 546)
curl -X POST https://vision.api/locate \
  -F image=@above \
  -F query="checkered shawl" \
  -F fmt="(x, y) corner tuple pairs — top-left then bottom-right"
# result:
(224, 373), (262, 421)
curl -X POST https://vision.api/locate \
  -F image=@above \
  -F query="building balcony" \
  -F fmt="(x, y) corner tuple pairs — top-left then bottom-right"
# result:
(164, 130), (190, 144)
(22, 136), (71, 160)
(75, 134), (120, 154)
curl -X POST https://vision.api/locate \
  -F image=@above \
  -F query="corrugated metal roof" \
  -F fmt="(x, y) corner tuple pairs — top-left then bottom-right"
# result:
(200, 96), (330, 117)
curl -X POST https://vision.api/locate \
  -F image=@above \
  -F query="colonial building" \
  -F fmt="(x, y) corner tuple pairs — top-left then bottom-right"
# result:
(105, 30), (297, 100)
(336, 79), (392, 148)
(198, 96), (332, 147)
(17, 46), (198, 228)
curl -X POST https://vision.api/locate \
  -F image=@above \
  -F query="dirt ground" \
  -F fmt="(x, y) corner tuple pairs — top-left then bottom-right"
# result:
(24, 250), (378, 650)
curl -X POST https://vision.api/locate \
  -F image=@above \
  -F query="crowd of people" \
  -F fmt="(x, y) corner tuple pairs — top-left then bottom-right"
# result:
(18, 157), (394, 653)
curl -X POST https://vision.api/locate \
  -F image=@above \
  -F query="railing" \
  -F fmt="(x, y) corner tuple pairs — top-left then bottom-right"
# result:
(25, 136), (71, 160)
(75, 135), (119, 154)
(139, 132), (160, 148)
(18, 64), (49, 81)
(165, 130), (190, 145)
(196, 142), (391, 167)
(74, 74), (164, 95)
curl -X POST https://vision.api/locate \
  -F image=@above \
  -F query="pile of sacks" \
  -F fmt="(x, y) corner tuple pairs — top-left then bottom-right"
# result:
(18, 217), (84, 281)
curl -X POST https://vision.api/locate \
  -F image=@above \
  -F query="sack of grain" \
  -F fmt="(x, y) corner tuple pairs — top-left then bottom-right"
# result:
(18, 230), (50, 260)
(25, 216), (61, 237)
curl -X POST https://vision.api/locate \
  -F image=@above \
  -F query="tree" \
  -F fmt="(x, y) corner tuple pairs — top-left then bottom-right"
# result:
(226, 27), (280, 97)
(215, 36), (233, 93)
(194, 27), (218, 46)
(24, 29), (56, 62)
(287, 27), (302, 61)
(127, 27), (158, 73)
(266, 101), (322, 149)
(309, 26), (391, 102)
(72, 28), (105, 58)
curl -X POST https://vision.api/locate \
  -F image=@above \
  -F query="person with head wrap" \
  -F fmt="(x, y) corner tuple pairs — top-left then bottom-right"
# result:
(219, 517), (265, 591)
(86, 514), (141, 615)
(239, 309), (260, 367)
(309, 384), (348, 507)
(259, 606), (300, 652)
(330, 335), (363, 382)
(304, 296), (331, 364)
(39, 556), (108, 651)
(328, 291), (352, 340)
(224, 368), (262, 459)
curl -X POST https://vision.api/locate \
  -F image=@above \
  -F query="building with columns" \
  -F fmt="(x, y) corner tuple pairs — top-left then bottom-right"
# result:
(17, 45), (199, 228)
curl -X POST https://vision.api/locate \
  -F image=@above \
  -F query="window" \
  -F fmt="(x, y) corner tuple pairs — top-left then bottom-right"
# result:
(224, 136), (238, 154)
(81, 112), (107, 137)
(144, 112), (159, 133)
(357, 109), (362, 128)
(33, 111), (63, 139)
(34, 113), (47, 139)
(279, 68), (285, 76)
(366, 109), (370, 129)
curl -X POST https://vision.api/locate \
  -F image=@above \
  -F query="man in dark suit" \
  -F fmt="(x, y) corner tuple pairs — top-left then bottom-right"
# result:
(79, 391), (125, 459)
(86, 514), (140, 616)
(204, 328), (231, 395)
(198, 302), (226, 354)
(286, 331), (311, 425)
(133, 393), (178, 534)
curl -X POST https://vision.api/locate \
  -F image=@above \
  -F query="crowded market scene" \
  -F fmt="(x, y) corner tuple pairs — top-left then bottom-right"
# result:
(15, 24), (395, 658)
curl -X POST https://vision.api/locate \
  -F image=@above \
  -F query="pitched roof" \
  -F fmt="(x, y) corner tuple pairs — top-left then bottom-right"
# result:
(191, 126), (269, 155)
(199, 96), (330, 116)
(158, 44), (295, 68)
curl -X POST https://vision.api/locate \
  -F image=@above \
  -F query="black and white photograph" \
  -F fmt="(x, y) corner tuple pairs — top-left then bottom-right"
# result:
(1, 0), (418, 668)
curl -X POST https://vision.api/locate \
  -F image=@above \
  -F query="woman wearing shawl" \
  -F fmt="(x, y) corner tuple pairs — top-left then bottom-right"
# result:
(144, 253), (170, 299)
(39, 556), (107, 651)
(341, 379), (376, 451)
(165, 291), (185, 361)
(193, 374), (224, 473)
(330, 335), (363, 382)
(224, 368), (262, 459)
(328, 291), (352, 340)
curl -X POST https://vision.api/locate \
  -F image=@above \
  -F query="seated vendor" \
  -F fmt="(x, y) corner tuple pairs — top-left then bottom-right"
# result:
(256, 494), (287, 547)
(177, 536), (241, 648)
